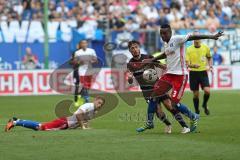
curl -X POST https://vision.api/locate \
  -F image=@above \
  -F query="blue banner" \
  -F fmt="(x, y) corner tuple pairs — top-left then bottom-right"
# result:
(0, 41), (107, 70)
(0, 42), (71, 70)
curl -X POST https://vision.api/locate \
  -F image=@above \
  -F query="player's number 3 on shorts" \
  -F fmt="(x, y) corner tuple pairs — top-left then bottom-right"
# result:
(172, 90), (177, 98)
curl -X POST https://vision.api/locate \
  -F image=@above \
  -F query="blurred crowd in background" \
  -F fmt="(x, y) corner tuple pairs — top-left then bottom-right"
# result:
(0, 0), (239, 70)
(0, 0), (239, 30)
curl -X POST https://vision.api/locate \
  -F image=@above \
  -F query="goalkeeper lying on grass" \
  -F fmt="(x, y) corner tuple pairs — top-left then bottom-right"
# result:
(5, 96), (105, 132)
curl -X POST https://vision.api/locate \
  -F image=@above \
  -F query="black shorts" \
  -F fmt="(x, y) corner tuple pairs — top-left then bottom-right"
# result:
(156, 94), (170, 103)
(189, 71), (210, 91)
(141, 86), (153, 101)
(141, 86), (169, 103)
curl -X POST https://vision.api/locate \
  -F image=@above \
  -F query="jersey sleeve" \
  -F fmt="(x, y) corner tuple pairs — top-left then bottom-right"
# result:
(91, 49), (97, 57)
(127, 62), (132, 72)
(175, 34), (191, 45)
(74, 50), (81, 57)
(127, 59), (134, 72)
(79, 103), (94, 113)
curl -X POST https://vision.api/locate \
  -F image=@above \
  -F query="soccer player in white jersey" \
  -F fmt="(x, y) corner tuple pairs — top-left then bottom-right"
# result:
(71, 40), (98, 107)
(5, 97), (105, 132)
(151, 24), (223, 132)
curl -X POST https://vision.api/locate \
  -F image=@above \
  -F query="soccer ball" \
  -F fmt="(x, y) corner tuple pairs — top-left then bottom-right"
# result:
(142, 69), (158, 83)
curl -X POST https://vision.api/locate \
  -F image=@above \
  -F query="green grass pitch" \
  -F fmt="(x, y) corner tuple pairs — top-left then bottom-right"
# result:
(0, 91), (240, 160)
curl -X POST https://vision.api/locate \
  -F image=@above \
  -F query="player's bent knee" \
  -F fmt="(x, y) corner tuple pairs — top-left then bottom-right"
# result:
(204, 87), (210, 95)
(193, 91), (199, 98)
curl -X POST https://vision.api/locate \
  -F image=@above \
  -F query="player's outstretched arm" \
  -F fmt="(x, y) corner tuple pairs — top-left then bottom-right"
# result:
(154, 63), (167, 70)
(129, 53), (167, 70)
(141, 53), (167, 68)
(187, 31), (224, 41)
(82, 121), (91, 129)
(152, 52), (167, 61)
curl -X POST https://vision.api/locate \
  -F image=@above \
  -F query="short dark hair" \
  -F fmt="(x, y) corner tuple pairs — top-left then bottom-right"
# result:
(161, 24), (171, 29)
(79, 39), (87, 45)
(77, 39), (88, 49)
(95, 96), (105, 105)
(128, 40), (140, 49)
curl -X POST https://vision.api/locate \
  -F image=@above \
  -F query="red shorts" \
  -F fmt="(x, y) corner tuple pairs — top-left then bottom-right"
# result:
(41, 117), (68, 131)
(154, 74), (188, 103)
(80, 75), (93, 89)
